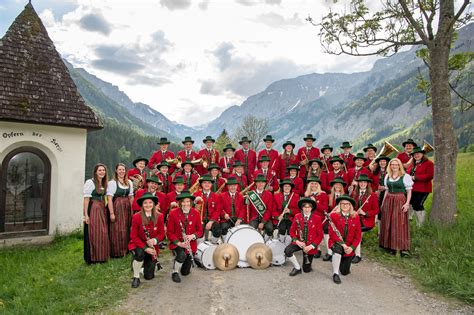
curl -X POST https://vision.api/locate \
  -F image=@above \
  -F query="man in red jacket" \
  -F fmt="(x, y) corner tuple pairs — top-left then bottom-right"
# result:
(128, 156), (148, 190)
(197, 136), (220, 175)
(284, 197), (323, 276)
(297, 134), (321, 180)
(320, 144), (334, 172)
(397, 138), (418, 169)
(338, 141), (355, 170)
(248, 174), (275, 237)
(219, 144), (236, 178)
(328, 195), (361, 284)
(177, 136), (199, 162)
(347, 153), (371, 194)
(362, 143), (378, 167)
(257, 135), (279, 171)
(167, 191), (203, 283)
(253, 155), (279, 192)
(232, 160), (248, 191)
(408, 146), (434, 226)
(219, 176), (246, 235)
(194, 174), (222, 243)
(325, 156), (349, 193)
(235, 136), (257, 181)
(148, 137), (176, 175)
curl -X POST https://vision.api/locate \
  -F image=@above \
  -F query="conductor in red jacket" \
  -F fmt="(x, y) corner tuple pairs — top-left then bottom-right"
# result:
(129, 193), (165, 288)
(284, 197), (323, 276)
(407, 146), (434, 227)
(167, 191), (203, 283)
(328, 195), (361, 284)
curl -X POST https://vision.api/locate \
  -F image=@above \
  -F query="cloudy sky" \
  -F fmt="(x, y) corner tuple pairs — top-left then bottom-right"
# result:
(0, 0), (382, 126)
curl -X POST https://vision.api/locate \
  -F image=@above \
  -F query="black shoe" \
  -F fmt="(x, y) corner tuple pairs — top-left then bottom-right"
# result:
(322, 254), (332, 261)
(333, 274), (341, 284)
(400, 251), (411, 258)
(171, 272), (181, 283)
(289, 268), (302, 276)
(314, 250), (321, 259)
(131, 277), (140, 288)
(352, 256), (361, 264)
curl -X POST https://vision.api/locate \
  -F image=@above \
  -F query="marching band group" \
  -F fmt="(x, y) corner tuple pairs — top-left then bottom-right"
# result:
(83, 134), (434, 287)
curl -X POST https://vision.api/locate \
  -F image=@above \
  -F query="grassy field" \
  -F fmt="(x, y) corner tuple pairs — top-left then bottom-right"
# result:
(0, 231), (131, 313)
(364, 152), (474, 304)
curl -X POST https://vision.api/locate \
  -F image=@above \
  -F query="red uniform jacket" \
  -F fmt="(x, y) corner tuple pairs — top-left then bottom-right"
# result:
(253, 169), (279, 192)
(219, 191), (245, 221)
(339, 153), (355, 170)
(234, 149), (257, 180)
(177, 150), (199, 163)
(290, 213), (323, 255)
(167, 208), (203, 253)
(277, 154), (300, 179)
(353, 192), (379, 229)
(249, 190), (275, 223)
(289, 176), (304, 196)
(193, 190), (222, 222)
(328, 212), (362, 257)
(307, 191), (329, 217)
(175, 171), (199, 190)
(396, 152), (412, 166)
(347, 167), (371, 187)
(273, 192), (300, 224)
(157, 172), (174, 194)
(304, 170), (328, 191)
(297, 147), (321, 179)
(128, 212), (165, 254)
(257, 148), (279, 171)
(148, 150), (175, 174)
(321, 156), (333, 172)
(166, 190), (183, 213)
(219, 156), (236, 178)
(408, 159), (434, 193)
(363, 157), (376, 168)
(233, 173), (248, 192)
(132, 189), (168, 215)
(196, 148), (220, 175)
(127, 168), (147, 189)
(324, 170), (349, 193)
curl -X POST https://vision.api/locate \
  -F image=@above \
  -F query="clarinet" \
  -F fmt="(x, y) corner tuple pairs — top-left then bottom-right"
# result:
(297, 220), (310, 265)
(143, 224), (161, 269)
(178, 219), (196, 267)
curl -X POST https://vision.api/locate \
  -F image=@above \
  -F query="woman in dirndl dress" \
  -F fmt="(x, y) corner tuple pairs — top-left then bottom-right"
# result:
(107, 163), (134, 257)
(83, 163), (110, 264)
(379, 158), (413, 256)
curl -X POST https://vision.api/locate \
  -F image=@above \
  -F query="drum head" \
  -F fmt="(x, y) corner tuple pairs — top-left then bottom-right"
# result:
(225, 225), (264, 266)
(202, 243), (217, 270)
(266, 239), (287, 266)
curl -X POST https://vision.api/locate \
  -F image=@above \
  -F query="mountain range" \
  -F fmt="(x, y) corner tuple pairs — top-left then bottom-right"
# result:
(67, 23), (473, 159)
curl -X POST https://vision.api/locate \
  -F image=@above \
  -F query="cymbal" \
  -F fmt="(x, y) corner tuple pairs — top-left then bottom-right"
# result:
(213, 243), (239, 271)
(246, 243), (272, 269)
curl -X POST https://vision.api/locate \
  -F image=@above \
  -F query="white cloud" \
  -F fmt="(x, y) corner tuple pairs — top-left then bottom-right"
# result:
(17, 0), (382, 125)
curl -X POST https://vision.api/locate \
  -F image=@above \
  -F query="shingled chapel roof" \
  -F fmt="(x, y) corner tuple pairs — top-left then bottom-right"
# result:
(0, 3), (103, 129)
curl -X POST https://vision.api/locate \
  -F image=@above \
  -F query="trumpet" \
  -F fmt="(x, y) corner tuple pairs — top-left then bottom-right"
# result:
(241, 182), (255, 196)
(370, 141), (399, 167)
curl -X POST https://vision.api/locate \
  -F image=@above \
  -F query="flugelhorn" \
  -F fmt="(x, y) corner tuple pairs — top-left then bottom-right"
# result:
(166, 156), (182, 165)
(370, 141), (399, 166)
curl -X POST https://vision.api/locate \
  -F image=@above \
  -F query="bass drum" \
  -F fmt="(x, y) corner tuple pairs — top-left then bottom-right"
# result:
(224, 224), (264, 268)
(195, 241), (217, 270)
(266, 239), (287, 266)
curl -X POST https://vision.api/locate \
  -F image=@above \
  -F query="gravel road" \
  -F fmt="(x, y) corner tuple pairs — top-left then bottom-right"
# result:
(116, 251), (471, 314)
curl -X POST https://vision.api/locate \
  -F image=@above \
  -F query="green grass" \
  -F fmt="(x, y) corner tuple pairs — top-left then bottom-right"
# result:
(0, 231), (131, 313)
(364, 152), (474, 304)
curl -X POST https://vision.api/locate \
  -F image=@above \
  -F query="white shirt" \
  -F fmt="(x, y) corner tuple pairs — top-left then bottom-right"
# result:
(384, 173), (414, 190)
(106, 179), (134, 196)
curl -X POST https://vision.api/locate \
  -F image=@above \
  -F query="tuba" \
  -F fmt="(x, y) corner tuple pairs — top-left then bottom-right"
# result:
(422, 140), (434, 154)
(370, 141), (399, 166)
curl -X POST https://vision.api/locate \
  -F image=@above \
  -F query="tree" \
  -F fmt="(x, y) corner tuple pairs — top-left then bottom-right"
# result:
(309, 0), (471, 226)
(215, 129), (237, 153)
(233, 115), (269, 151)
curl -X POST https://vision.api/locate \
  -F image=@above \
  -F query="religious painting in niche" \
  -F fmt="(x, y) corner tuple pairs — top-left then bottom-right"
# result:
(1, 147), (50, 237)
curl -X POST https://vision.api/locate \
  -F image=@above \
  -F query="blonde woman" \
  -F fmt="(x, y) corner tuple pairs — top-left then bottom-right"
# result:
(83, 163), (110, 264)
(107, 163), (134, 258)
(379, 158), (413, 256)
(328, 195), (361, 284)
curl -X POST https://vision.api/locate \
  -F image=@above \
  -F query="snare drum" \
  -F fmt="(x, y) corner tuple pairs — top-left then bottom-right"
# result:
(195, 241), (217, 270)
(266, 239), (287, 266)
(224, 224), (264, 268)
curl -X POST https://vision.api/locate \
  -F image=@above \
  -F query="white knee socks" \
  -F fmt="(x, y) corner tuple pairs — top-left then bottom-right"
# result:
(415, 211), (426, 227)
(133, 260), (143, 278)
(332, 253), (342, 275)
(324, 234), (332, 255)
(287, 255), (301, 270)
(173, 260), (183, 273)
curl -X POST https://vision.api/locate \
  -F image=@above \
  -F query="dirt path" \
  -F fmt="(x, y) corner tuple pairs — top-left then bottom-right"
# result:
(115, 252), (471, 314)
